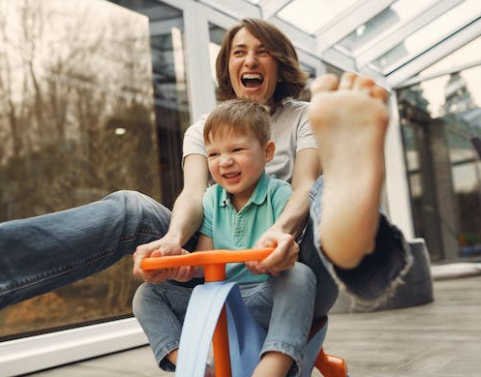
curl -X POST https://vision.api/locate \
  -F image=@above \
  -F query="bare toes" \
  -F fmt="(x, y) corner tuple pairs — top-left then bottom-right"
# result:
(338, 71), (358, 89)
(353, 76), (376, 94)
(370, 85), (389, 103)
(310, 74), (339, 95)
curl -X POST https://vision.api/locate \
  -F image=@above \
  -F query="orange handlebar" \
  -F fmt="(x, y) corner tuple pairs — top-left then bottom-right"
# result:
(141, 247), (275, 271)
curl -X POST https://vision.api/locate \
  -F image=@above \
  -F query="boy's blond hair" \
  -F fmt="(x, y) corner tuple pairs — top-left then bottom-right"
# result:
(203, 99), (271, 145)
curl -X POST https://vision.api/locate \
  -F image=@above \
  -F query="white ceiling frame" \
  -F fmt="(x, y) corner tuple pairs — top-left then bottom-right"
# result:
(399, 58), (481, 89)
(355, 0), (466, 68)
(197, 0), (260, 20)
(257, 0), (291, 19)
(149, 17), (184, 35)
(317, 45), (357, 74)
(268, 17), (317, 57)
(388, 18), (481, 89)
(315, 0), (396, 53)
(182, 2), (219, 122)
(154, 0), (190, 11)
(384, 94), (414, 239)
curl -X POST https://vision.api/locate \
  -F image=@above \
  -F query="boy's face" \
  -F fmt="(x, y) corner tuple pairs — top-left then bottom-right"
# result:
(206, 129), (274, 205)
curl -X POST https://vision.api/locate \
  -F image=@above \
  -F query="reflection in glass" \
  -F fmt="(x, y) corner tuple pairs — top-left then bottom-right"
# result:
(371, 0), (480, 74)
(398, 64), (481, 261)
(111, 0), (189, 207)
(0, 0), (189, 340)
(209, 23), (227, 88)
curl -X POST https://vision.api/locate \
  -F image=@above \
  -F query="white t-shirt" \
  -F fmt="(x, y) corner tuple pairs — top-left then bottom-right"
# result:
(182, 101), (318, 183)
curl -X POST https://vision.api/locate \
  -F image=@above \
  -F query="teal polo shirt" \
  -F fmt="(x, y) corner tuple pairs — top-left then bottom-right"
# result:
(199, 173), (292, 284)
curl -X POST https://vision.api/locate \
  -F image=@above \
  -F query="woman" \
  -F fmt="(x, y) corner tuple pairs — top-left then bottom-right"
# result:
(134, 18), (337, 317)
(132, 18), (411, 375)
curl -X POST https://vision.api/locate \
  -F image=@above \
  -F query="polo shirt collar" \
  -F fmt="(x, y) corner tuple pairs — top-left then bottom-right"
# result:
(220, 172), (269, 208)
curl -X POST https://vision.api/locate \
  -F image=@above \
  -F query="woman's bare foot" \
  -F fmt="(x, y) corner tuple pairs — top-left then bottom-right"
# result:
(308, 72), (389, 269)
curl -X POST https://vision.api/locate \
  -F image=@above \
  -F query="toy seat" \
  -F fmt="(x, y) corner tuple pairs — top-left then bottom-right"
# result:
(141, 248), (349, 377)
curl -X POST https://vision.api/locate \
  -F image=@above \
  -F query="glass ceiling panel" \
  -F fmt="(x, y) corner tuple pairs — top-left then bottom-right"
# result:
(370, 0), (480, 74)
(277, 0), (358, 34)
(417, 35), (481, 79)
(337, 0), (436, 55)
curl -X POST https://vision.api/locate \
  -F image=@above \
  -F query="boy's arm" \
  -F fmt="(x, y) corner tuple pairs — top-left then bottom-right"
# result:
(195, 233), (215, 251)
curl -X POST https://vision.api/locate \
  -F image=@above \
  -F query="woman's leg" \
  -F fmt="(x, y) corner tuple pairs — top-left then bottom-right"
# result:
(298, 215), (339, 319)
(309, 177), (412, 310)
(132, 282), (192, 371)
(307, 73), (412, 309)
(0, 190), (171, 309)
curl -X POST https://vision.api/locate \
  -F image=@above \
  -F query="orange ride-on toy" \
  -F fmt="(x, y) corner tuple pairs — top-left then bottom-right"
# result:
(141, 248), (349, 377)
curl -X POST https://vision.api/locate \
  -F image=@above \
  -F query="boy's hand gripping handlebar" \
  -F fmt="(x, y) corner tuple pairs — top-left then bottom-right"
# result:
(141, 247), (275, 282)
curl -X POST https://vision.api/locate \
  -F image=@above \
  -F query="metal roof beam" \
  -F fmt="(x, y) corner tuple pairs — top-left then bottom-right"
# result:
(356, 0), (466, 67)
(316, 0), (396, 52)
(268, 17), (317, 56)
(388, 18), (481, 88)
(258, 0), (291, 19)
(197, 0), (260, 19)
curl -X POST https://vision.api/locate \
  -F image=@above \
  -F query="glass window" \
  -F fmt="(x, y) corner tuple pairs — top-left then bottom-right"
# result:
(337, 0), (436, 55)
(0, 0), (189, 340)
(397, 63), (481, 261)
(414, 35), (481, 81)
(371, 0), (480, 74)
(277, 0), (358, 34)
(208, 23), (227, 89)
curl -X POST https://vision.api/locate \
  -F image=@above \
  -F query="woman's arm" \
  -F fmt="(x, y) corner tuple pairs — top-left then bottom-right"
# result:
(273, 148), (321, 237)
(253, 148), (321, 274)
(132, 153), (209, 282)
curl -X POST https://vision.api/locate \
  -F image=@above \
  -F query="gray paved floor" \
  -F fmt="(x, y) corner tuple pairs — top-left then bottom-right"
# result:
(25, 275), (481, 377)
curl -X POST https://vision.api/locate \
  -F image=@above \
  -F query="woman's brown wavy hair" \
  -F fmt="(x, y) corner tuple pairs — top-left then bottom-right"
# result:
(215, 18), (308, 105)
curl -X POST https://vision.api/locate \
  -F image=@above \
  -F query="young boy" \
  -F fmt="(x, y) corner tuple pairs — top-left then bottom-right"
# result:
(133, 98), (316, 377)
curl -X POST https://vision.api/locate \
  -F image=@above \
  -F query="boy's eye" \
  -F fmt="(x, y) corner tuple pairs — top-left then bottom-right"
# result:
(233, 148), (244, 153)
(208, 152), (219, 158)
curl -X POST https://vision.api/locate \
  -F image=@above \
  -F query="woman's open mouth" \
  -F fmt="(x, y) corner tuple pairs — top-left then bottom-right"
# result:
(241, 73), (263, 88)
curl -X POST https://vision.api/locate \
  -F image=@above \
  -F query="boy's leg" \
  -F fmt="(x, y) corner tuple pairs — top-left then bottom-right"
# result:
(244, 262), (316, 377)
(251, 352), (293, 377)
(0, 190), (170, 309)
(308, 72), (389, 270)
(132, 282), (192, 371)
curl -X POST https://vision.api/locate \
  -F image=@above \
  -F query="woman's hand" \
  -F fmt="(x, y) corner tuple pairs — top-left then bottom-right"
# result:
(246, 227), (299, 276)
(132, 237), (197, 283)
